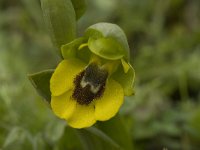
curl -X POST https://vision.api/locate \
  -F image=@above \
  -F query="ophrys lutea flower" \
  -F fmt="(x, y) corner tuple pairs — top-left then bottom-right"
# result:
(50, 23), (135, 128)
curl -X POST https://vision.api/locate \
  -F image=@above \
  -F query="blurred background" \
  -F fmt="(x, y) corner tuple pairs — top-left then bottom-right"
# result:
(0, 0), (200, 149)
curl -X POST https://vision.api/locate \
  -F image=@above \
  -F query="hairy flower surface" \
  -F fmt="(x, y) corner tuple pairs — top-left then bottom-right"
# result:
(50, 23), (135, 128)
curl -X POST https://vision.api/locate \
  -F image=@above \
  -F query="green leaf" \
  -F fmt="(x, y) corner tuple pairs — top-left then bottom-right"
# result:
(76, 129), (104, 150)
(71, 0), (86, 20)
(76, 127), (121, 150)
(57, 127), (83, 150)
(85, 127), (121, 149)
(28, 70), (54, 103)
(41, 0), (76, 53)
(3, 127), (32, 149)
(85, 23), (130, 61)
(112, 63), (135, 96)
(97, 115), (134, 150)
(44, 119), (66, 143)
(3, 127), (24, 148)
(88, 37), (125, 60)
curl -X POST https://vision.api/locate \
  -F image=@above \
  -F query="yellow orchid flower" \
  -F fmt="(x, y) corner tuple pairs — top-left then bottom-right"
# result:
(50, 23), (135, 128)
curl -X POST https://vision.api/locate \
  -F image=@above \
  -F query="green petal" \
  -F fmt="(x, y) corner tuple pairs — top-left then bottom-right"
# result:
(88, 37), (125, 60)
(67, 103), (96, 128)
(50, 59), (86, 96)
(61, 38), (91, 63)
(95, 79), (124, 121)
(85, 22), (130, 61)
(112, 63), (135, 96)
(121, 59), (130, 73)
(61, 37), (86, 59)
(51, 90), (76, 119)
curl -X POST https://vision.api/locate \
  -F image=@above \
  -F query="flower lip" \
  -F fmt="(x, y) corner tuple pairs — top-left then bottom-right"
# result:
(72, 63), (108, 105)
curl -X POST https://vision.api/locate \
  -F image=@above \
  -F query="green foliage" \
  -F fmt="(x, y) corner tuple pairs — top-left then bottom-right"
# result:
(96, 115), (134, 150)
(28, 70), (54, 103)
(41, 0), (76, 52)
(0, 0), (200, 149)
(71, 0), (87, 20)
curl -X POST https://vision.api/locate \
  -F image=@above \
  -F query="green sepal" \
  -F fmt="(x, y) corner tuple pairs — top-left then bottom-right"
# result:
(61, 37), (86, 59)
(41, 0), (76, 53)
(88, 37), (125, 60)
(85, 22), (130, 61)
(112, 62), (135, 96)
(28, 70), (54, 103)
(71, 0), (86, 20)
(61, 37), (91, 63)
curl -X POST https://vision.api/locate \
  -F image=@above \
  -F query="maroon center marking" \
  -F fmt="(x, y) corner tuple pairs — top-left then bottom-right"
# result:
(72, 63), (108, 105)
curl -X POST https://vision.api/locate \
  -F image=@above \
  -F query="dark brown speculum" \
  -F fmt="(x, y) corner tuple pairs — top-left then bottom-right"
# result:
(72, 63), (108, 105)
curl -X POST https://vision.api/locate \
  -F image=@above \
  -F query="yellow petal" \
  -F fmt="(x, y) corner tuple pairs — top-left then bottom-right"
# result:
(50, 59), (86, 96)
(78, 43), (88, 50)
(67, 103), (96, 128)
(95, 79), (124, 121)
(51, 90), (76, 119)
(121, 59), (130, 73)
